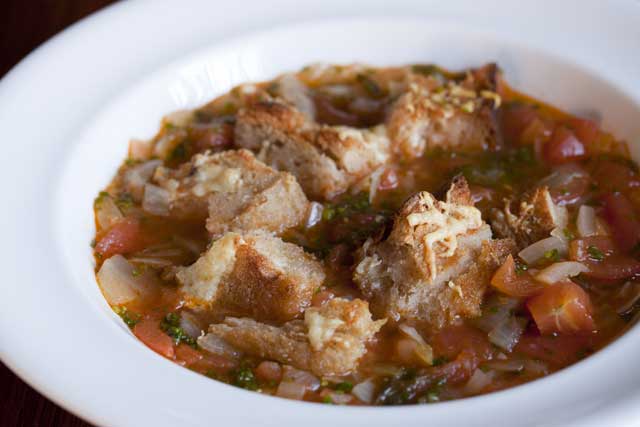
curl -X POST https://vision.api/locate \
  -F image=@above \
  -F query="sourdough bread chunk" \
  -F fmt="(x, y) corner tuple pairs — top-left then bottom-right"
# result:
(353, 176), (515, 329)
(177, 231), (325, 323)
(151, 149), (308, 237)
(490, 186), (568, 249)
(235, 98), (391, 200)
(387, 64), (501, 159)
(201, 298), (386, 376)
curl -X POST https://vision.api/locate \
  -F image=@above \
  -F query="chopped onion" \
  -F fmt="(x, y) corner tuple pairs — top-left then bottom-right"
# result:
(535, 262), (589, 285)
(488, 316), (527, 352)
(550, 227), (568, 242)
(95, 195), (123, 230)
(128, 138), (152, 160)
(475, 296), (521, 333)
(352, 379), (376, 404)
(277, 74), (316, 119)
(576, 205), (597, 237)
(179, 311), (202, 338)
(306, 202), (324, 228)
(276, 381), (307, 400)
(368, 167), (385, 203)
(398, 323), (433, 365)
(484, 360), (525, 372)
(464, 369), (494, 394)
(96, 255), (152, 304)
(164, 109), (194, 127)
(281, 366), (320, 391)
(523, 360), (549, 376)
(124, 159), (162, 199)
(326, 392), (354, 405)
(197, 334), (240, 358)
(143, 183), (170, 216)
(518, 236), (567, 264)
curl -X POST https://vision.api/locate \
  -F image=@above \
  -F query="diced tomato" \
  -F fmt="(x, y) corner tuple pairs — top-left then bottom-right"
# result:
(431, 324), (493, 361)
(526, 281), (596, 335)
(566, 117), (599, 147)
(570, 236), (640, 280)
(545, 164), (591, 206)
(490, 255), (544, 297)
(519, 117), (553, 147)
(500, 104), (538, 143)
(192, 353), (237, 374)
(543, 127), (586, 165)
(601, 193), (640, 252)
(378, 168), (399, 191)
(591, 159), (640, 195)
(432, 349), (479, 385)
(175, 344), (203, 367)
(515, 333), (591, 367)
(94, 218), (148, 258)
(255, 361), (282, 383)
(133, 316), (175, 359)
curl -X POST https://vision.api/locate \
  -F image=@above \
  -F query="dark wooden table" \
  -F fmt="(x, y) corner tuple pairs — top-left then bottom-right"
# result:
(1, 4), (117, 425)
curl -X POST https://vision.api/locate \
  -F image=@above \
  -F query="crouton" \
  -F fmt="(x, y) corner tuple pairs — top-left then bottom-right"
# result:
(387, 63), (501, 159)
(201, 298), (386, 376)
(151, 149), (308, 237)
(490, 186), (568, 248)
(176, 231), (325, 323)
(353, 177), (515, 329)
(235, 98), (391, 200)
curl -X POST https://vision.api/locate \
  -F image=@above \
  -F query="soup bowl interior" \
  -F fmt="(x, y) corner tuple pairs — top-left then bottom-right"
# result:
(4, 8), (640, 427)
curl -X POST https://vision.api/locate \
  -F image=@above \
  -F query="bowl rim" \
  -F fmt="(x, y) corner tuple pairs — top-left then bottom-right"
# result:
(2, 1), (640, 426)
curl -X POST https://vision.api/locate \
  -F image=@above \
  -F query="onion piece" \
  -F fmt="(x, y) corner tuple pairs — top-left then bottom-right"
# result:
(464, 369), (494, 394)
(128, 138), (152, 160)
(519, 236), (567, 264)
(281, 366), (320, 391)
(535, 262), (589, 285)
(96, 255), (152, 304)
(488, 316), (527, 352)
(164, 109), (194, 127)
(143, 183), (170, 216)
(475, 296), (521, 333)
(352, 379), (376, 404)
(197, 333), (240, 358)
(127, 257), (174, 267)
(576, 205), (597, 237)
(179, 311), (203, 338)
(523, 360), (549, 376)
(398, 323), (433, 365)
(368, 167), (385, 203)
(123, 159), (162, 199)
(95, 195), (123, 231)
(276, 381), (307, 400)
(306, 202), (324, 228)
(324, 391), (354, 405)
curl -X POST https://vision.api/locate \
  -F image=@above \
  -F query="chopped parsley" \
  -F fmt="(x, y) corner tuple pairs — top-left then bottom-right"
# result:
(160, 312), (197, 348)
(322, 395), (334, 404)
(115, 193), (134, 210)
(232, 366), (258, 390)
(332, 382), (353, 393)
(431, 356), (450, 367)
(587, 245), (605, 261)
(543, 249), (560, 262)
(563, 228), (575, 240)
(113, 306), (140, 328)
(515, 260), (529, 275)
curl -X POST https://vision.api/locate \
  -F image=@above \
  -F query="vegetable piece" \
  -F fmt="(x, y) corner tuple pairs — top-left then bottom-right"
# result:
(463, 368), (494, 395)
(276, 381), (307, 400)
(487, 316), (527, 352)
(474, 295), (521, 333)
(534, 262), (589, 285)
(491, 255), (544, 297)
(160, 313), (198, 348)
(526, 281), (596, 335)
(569, 236), (616, 262)
(518, 236), (567, 265)
(306, 202), (324, 228)
(94, 218), (147, 258)
(570, 236), (640, 280)
(543, 127), (586, 165)
(538, 163), (590, 206)
(198, 334), (240, 358)
(602, 193), (640, 252)
(233, 365), (258, 390)
(483, 360), (525, 373)
(566, 117), (599, 147)
(352, 379), (376, 403)
(113, 305), (139, 328)
(397, 324), (434, 366)
(576, 205), (597, 237)
(175, 344), (203, 366)
(255, 361), (282, 383)
(142, 184), (170, 216)
(500, 104), (538, 143)
(94, 193), (123, 231)
(581, 256), (640, 281)
(96, 255), (151, 304)
(133, 316), (175, 359)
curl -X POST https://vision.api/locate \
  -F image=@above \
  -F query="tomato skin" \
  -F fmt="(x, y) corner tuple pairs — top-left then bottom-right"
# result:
(94, 218), (147, 258)
(569, 236), (640, 280)
(591, 159), (640, 195)
(431, 324), (493, 361)
(543, 127), (586, 165)
(515, 334), (590, 367)
(526, 281), (596, 335)
(566, 117), (599, 147)
(133, 316), (175, 359)
(601, 193), (640, 252)
(491, 255), (545, 297)
(500, 104), (538, 143)
(175, 344), (203, 367)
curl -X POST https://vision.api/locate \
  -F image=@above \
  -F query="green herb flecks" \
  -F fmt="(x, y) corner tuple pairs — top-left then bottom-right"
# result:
(160, 312), (198, 348)
(587, 245), (605, 261)
(113, 306), (140, 328)
(332, 382), (353, 393)
(543, 249), (560, 262)
(232, 365), (258, 391)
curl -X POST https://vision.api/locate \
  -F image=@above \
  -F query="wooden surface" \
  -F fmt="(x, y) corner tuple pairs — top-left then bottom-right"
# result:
(1, 3), (117, 425)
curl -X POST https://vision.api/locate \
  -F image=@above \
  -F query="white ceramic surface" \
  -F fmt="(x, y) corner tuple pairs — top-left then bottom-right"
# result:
(1, 1), (640, 426)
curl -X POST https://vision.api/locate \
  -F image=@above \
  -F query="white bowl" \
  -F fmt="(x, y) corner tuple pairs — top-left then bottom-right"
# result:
(1, 1), (640, 426)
